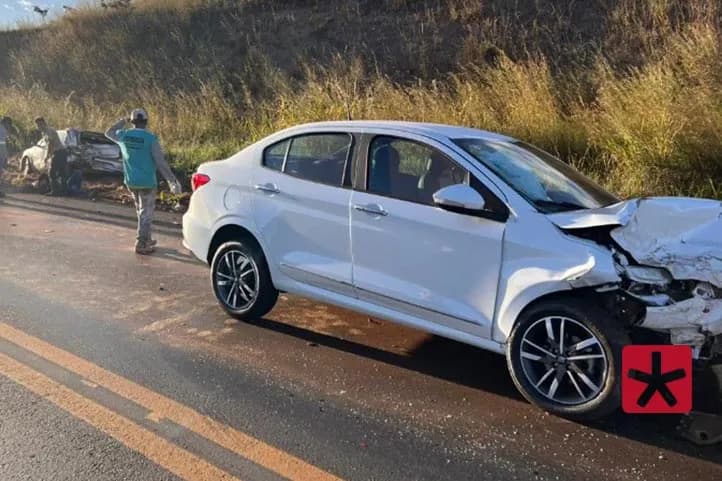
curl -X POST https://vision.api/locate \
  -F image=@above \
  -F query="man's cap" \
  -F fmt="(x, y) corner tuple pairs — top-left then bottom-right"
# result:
(130, 108), (148, 122)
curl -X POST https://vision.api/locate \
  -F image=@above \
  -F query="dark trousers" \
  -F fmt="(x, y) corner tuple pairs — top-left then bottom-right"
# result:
(49, 149), (68, 195)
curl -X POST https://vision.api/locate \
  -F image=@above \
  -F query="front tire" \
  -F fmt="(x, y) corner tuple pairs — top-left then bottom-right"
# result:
(210, 240), (278, 320)
(506, 297), (628, 421)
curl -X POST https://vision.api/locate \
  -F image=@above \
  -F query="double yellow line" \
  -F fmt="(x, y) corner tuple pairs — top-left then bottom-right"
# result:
(0, 323), (344, 481)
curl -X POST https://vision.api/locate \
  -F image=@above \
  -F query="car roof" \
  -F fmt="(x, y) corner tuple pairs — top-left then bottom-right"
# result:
(279, 121), (516, 143)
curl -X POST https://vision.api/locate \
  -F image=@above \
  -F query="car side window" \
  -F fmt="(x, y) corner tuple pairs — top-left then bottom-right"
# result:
(262, 139), (289, 171)
(367, 136), (467, 205)
(284, 133), (352, 186)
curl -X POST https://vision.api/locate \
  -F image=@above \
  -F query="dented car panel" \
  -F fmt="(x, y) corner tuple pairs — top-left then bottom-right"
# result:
(546, 200), (637, 229)
(492, 213), (620, 343)
(610, 198), (722, 288)
(548, 197), (722, 348)
(643, 297), (722, 344)
(22, 128), (123, 175)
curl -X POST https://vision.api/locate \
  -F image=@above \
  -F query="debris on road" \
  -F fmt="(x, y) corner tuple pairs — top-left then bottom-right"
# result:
(677, 411), (722, 445)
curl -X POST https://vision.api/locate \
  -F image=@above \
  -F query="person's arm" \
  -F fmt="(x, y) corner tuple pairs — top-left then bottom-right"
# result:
(151, 140), (181, 193)
(105, 118), (126, 143)
(45, 130), (64, 163)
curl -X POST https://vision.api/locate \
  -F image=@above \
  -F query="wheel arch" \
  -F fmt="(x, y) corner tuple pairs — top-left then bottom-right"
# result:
(493, 282), (610, 344)
(206, 223), (264, 265)
(514, 288), (603, 324)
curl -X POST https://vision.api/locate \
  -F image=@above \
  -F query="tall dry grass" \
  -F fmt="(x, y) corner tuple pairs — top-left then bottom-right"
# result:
(1, 0), (722, 197)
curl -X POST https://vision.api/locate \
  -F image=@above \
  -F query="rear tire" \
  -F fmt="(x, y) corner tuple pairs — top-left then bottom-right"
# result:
(506, 297), (628, 421)
(210, 240), (278, 320)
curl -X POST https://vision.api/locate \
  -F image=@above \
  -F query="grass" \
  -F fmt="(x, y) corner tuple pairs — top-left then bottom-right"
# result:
(1, 0), (722, 197)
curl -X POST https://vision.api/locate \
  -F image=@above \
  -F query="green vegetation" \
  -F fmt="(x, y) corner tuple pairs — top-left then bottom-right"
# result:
(2, 0), (722, 197)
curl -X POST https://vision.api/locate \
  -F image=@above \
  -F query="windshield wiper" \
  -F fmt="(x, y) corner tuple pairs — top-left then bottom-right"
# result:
(533, 199), (587, 212)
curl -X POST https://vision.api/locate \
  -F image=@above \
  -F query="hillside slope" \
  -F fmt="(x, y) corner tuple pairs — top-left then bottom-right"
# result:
(1, 0), (722, 197)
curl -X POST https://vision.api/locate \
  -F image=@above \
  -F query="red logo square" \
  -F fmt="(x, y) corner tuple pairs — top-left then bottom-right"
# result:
(622, 345), (692, 414)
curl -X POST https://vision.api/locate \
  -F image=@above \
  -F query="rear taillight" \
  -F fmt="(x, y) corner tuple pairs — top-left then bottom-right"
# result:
(191, 173), (211, 191)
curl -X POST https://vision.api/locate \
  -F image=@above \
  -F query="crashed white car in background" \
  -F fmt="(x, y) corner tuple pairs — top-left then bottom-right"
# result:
(183, 121), (722, 420)
(21, 128), (123, 175)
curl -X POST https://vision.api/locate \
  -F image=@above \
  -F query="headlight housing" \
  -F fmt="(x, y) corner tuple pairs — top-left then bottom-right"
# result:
(624, 265), (673, 286)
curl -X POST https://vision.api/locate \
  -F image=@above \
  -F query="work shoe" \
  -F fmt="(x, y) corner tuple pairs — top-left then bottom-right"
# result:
(134, 242), (155, 255)
(148, 239), (158, 247)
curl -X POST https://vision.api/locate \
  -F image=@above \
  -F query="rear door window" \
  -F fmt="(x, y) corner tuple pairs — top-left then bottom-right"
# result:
(262, 139), (290, 171)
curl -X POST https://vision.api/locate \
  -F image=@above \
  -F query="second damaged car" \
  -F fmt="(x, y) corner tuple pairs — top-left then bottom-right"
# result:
(21, 128), (123, 175)
(183, 121), (722, 420)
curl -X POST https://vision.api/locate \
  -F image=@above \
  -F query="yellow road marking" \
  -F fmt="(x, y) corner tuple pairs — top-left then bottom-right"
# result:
(0, 352), (242, 481)
(0, 323), (344, 481)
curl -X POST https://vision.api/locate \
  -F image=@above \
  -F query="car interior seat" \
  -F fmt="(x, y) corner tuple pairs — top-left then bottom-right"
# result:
(418, 154), (446, 203)
(369, 144), (400, 195)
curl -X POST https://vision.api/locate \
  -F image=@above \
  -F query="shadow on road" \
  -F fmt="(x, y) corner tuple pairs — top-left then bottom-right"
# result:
(250, 315), (522, 400)
(154, 247), (204, 266)
(249, 313), (721, 466)
(1, 195), (182, 238)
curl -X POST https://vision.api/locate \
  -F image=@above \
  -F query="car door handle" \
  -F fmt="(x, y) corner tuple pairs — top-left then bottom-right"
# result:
(353, 203), (388, 216)
(254, 183), (280, 194)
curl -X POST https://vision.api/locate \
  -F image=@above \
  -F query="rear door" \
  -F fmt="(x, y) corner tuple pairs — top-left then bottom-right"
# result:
(251, 132), (356, 296)
(349, 133), (507, 338)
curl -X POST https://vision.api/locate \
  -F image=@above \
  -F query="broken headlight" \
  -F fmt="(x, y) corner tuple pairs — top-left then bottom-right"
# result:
(621, 266), (684, 306)
(624, 265), (673, 286)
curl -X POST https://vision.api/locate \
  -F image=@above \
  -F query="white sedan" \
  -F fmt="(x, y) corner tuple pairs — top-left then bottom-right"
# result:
(183, 121), (722, 419)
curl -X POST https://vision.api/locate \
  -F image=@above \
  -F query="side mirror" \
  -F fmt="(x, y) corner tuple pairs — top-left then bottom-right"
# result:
(432, 184), (486, 215)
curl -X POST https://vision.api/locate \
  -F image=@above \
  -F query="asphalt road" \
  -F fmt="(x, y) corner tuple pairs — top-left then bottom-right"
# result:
(0, 192), (720, 481)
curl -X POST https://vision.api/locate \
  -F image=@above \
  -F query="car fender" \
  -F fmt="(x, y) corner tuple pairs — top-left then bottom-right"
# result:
(493, 279), (575, 344)
(492, 213), (620, 344)
(210, 214), (262, 244)
(207, 214), (267, 259)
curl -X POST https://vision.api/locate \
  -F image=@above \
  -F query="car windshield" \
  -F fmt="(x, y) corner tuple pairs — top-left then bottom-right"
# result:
(453, 138), (619, 213)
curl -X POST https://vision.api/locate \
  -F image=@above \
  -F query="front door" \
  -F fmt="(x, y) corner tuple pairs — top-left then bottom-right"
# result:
(350, 135), (506, 338)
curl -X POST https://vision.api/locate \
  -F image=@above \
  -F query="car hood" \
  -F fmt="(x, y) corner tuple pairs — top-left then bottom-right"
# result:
(547, 197), (722, 287)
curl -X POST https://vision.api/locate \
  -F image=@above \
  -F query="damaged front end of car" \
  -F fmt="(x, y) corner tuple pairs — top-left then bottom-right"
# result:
(548, 197), (722, 362)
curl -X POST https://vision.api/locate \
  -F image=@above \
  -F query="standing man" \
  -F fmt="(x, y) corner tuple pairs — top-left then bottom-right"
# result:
(105, 108), (182, 255)
(35, 117), (68, 196)
(0, 116), (19, 198)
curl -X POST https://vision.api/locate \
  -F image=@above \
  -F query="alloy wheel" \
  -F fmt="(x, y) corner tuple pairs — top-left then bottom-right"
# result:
(214, 249), (260, 311)
(519, 316), (608, 405)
